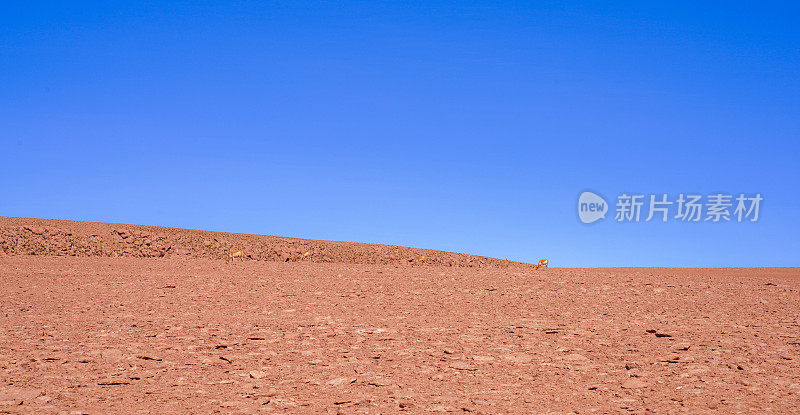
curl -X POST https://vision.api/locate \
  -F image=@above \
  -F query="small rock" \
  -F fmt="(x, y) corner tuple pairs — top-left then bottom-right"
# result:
(564, 353), (589, 361)
(472, 355), (495, 363)
(367, 378), (392, 387)
(249, 370), (266, 379)
(449, 361), (477, 371)
(326, 377), (356, 386)
(621, 378), (647, 389)
(25, 226), (45, 235)
(727, 363), (746, 371)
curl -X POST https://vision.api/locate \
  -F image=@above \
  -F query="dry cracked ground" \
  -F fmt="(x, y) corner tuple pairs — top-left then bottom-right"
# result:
(1, 257), (799, 413)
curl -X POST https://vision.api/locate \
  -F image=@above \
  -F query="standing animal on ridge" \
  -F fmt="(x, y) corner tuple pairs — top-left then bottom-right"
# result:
(287, 251), (312, 262)
(535, 258), (549, 270)
(409, 255), (426, 265)
(227, 250), (245, 263)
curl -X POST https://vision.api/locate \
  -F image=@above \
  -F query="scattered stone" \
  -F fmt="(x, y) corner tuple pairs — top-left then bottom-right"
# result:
(564, 353), (589, 361)
(449, 361), (477, 371)
(472, 355), (495, 363)
(326, 377), (356, 386)
(24, 226), (46, 235)
(661, 355), (681, 363)
(625, 362), (641, 370)
(249, 370), (266, 379)
(621, 378), (647, 389)
(367, 378), (392, 387)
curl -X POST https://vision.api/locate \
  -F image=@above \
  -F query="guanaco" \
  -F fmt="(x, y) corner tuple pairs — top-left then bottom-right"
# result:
(226, 250), (245, 263)
(286, 251), (312, 262)
(535, 258), (549, 270)
(409, 255), (426, 265)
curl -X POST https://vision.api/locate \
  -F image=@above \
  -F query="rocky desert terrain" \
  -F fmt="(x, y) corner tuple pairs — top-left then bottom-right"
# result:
(1, 217), (799, 413)
(0, 217), (512, 267)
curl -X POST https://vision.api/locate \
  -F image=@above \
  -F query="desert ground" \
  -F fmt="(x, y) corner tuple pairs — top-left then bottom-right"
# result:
(1, 219), (799, 413)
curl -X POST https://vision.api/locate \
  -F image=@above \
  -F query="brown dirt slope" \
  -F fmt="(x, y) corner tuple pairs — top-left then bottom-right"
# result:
(0, 217), (521, 267)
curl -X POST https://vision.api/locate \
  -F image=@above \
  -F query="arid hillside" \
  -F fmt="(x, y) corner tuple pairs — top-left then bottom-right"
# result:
(0, 217), (520, 267)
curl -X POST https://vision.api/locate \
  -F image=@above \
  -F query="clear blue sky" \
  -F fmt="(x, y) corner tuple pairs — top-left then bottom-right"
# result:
(2, 1), (798, 266)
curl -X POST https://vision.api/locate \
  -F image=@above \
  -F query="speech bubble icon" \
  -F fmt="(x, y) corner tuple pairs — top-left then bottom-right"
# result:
(578, 191), (608, 224)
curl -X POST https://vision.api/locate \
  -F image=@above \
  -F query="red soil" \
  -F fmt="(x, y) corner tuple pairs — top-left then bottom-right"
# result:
(1, 218), (799, 413)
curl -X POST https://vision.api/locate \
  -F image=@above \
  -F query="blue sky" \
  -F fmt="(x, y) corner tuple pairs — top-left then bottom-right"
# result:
(2, 1), (798, 266)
